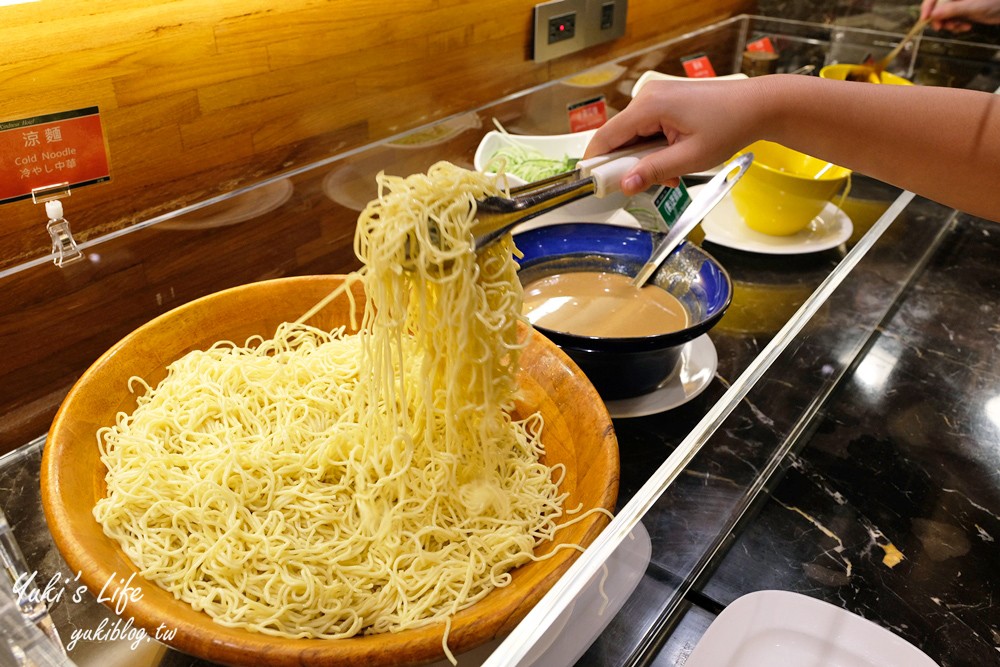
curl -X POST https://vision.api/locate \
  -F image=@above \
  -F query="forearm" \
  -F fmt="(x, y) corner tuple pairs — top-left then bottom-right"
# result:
(750, 74), (1000, 221)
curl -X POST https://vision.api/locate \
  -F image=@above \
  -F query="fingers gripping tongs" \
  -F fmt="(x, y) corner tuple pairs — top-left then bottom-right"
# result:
(470, 139), (670, 250)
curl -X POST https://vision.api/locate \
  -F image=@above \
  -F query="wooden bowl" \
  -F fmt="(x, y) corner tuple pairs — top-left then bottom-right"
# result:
(40, 275), (618, 667)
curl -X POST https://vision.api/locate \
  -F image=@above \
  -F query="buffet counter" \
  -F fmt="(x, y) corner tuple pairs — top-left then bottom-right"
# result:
(2, 15), (998, 667)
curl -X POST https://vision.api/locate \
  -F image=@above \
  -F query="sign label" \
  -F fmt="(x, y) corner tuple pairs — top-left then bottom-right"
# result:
(681, 54), (717, 78)
(0, 107), (110, 205)
(746, 37), (777, 53)
(567, 96), (607, 132)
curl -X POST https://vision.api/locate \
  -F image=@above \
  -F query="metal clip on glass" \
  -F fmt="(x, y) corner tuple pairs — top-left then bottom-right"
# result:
(44, 201), (83, 267)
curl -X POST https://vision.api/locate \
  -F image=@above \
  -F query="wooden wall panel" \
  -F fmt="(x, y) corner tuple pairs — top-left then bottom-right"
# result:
(0, 0), (754, 451)
(0, 0), (752, 271)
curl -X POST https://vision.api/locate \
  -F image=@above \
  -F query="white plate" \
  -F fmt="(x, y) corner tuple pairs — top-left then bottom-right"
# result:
(631, 70), (748, 97)
(159, 179), (293, 230)
(386, 112), (481, 149)
(322, 162), (379, 212)
(686, 590), (940, 667)
(323, 151), (476, 212)
(511, 206), (642, 235)
(560, 63), (627, 89)
(604, 334), (717, 419)
(426, 523), (652, 667)
(693, 184), (854, 255)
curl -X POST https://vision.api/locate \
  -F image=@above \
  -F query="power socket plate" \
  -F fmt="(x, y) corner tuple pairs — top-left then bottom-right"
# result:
(548, 12), (576, 44)
(532, 0), (627, 63)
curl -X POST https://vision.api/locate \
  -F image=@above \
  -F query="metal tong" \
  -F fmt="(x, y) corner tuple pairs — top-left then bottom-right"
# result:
(468, 138), (670, 250)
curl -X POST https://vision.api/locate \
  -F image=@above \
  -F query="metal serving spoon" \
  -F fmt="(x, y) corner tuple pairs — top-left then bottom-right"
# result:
(631, 152), (753, 288)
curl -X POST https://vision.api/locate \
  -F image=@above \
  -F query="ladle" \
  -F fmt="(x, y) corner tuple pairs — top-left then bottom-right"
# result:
(631, 152), (753, 287)
(847, 16), (930, 83)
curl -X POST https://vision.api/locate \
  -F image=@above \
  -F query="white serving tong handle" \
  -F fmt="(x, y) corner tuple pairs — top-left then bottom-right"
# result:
(576, 138), (670, 197)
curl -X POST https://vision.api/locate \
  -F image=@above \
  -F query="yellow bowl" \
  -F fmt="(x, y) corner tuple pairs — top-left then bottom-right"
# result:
(41, 275), (619, 667)
(819, 63), (915, 86)
(729, 141), (852, 236)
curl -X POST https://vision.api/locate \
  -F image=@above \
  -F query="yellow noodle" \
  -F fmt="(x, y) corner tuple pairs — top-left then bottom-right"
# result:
(94, 163), (580, 653)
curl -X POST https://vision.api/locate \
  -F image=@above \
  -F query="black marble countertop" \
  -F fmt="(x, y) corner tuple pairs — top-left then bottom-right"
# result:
(694, 211), (1000, 667)
(574, 199), (1000, 667)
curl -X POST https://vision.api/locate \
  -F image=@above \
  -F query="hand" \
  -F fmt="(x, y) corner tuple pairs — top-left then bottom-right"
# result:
(920, 0), (1000, 32)
(583, 79), (764, 196)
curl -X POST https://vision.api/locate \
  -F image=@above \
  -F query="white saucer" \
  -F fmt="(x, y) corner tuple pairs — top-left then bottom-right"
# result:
(322, 163), (377, 212)
(686, 590), (939, 667)
(385, 111), (480, 149)
(511, 205), (641, 236)
(692, 184), (854, 255)
(631, 70), (748, 97)
(160, 178), (293, 230)
(604, 334), (717, 419)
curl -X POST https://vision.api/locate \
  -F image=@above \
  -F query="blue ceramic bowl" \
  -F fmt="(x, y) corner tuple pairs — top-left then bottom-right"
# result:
(516, 223), (732, 400)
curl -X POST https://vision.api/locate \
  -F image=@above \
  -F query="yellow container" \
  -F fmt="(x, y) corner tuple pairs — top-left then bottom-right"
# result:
(729, 141), (852, 236)
(819, 63), (915, 86)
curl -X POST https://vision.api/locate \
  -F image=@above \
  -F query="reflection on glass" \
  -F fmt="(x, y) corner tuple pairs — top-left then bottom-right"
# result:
(853, 344), (900, 394)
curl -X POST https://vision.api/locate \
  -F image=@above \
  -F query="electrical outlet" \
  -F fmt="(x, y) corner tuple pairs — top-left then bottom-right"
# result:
(533, 0), (586, 62)
(548, 12), (576, 44)
(595, 0), (626, 39)
(533, 0), (627, 62)
(600, 2), (615, 30)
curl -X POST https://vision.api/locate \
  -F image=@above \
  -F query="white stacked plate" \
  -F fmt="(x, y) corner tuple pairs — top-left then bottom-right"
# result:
(686, 590), (940, 666)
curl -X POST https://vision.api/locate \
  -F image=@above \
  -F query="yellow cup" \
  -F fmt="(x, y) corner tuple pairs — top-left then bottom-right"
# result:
(819, 63), (915, 86)
(729, 141), (852, 236)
